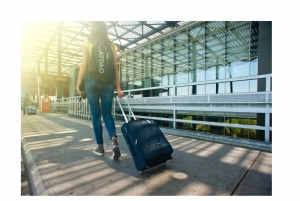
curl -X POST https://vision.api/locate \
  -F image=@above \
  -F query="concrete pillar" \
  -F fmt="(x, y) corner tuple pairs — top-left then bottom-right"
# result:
(257, 21), (272, 142)
(56, 23), (63, 100)
(56, 82), (62, 100)
(68, 66), (79, 97)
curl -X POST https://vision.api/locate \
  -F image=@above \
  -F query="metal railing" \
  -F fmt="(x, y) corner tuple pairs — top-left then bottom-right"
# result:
(50, 74), (272, 144)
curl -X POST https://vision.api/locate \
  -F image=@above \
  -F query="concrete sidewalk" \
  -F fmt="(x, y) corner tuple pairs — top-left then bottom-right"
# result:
(21, 113), (272, 196)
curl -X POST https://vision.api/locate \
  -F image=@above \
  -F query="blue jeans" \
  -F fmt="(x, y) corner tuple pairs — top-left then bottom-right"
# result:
(84, 75), (117, 145)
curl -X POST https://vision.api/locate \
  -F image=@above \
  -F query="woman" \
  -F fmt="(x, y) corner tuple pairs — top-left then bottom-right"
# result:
(77, 21), (124, 159)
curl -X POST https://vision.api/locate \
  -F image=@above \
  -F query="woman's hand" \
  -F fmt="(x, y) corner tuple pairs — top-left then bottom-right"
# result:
(77, 85), (83, 96)
(117, 89), (124, 98)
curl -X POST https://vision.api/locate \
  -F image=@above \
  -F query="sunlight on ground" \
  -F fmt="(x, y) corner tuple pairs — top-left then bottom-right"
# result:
(173, 172), (188, 180)
(22, 129), (78, 138)
(27, 138), (73, 150)
(78, 138), (93, 142)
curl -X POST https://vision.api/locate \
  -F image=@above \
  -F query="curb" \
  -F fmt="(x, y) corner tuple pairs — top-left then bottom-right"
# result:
(21, 136), (47, 195)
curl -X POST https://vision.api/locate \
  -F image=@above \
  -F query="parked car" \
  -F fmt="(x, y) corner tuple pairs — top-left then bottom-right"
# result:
(26, 106), (37, 115)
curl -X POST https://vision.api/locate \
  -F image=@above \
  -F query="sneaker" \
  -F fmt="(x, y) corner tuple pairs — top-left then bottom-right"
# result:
(93, 144), (104, 156)
(111, 139), (121, 160)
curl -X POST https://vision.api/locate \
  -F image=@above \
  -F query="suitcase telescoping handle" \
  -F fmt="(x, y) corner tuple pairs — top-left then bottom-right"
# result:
(115, 95), (136, 123)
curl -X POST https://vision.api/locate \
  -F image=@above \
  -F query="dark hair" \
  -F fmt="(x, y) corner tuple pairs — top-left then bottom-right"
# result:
(89, 21), (112, 46)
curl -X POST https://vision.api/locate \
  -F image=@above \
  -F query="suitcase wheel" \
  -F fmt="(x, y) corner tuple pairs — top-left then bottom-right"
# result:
(139, 171), (143, 174)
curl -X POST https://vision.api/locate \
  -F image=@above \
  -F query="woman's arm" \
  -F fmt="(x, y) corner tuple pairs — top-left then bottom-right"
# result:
(113, 50), (124, 98)
(76, 45), (89, 95)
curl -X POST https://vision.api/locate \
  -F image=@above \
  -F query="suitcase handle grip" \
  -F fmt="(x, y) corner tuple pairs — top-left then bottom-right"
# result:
(115, 95), (136, 123)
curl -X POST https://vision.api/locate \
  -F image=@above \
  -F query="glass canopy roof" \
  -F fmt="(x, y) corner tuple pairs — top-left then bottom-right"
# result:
(21, 21), (190, 76)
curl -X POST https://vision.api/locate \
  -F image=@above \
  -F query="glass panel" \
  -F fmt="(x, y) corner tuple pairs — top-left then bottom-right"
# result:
(232, 80), (249, 93)
(217, 65), (226, 79)
(249, 129), (257, 140)
(189, 85), (196, 95)
(162, 48), (174, 85)
(152, 53), (161, 78)
(162, 35), (174, 49)
(196, 85), (205, 94)
(225, 117), (249, 125)
(194, 39), (205, 69)
(175, 45), (188, 66)
(206, 116), (224, 123)
(226, 60), (249, 78)
(127, 80), (134, 90)
(226, 21), (249, 29)
(176, 115), (194, 131)
(206, 83), (216, 94)
(206, 65), (216, 80)
(206, 21), (225, 36)
(225, 23), (250, 63)
(119, 56), (127, 83)
(196, 124), (210, 133)
(161, 74), (169, 86)
(205, 32), (225, 67)
(121, 82), (127, 90)
(160, 87), (170, 96)
(161, 120), (172, 128)
(225, 127), (249, 139)
(144, 56), (151, 80)
(174, 44), (188, 84)
(250, 57), (258, 75)
(175, 30), (188, 46)
(169, 85), (174, 96)
(151, 89), (161, 97)
(250, 80), (257, 92)
(176, 86), (189, 96)
(142, 44), (151, 57)
(196, 68), (205, 81)
(126, 52), (134, 88)
(133, 90), (142, 98)
(134, 49), (142, 87)
(225, 82), (232, 93)
(152, 76), (161, 87)
(134, 80), (142, 89)
(217, 82), (225, 94)
(175, 71), (188, 84)
(142, 89), (151, 97)
(188, 85), (193, 95)
(189, 23), (205, 41)
(210, 126), (224, 135)
(162, 72), (173, 84)
(152, 40), (161, 53)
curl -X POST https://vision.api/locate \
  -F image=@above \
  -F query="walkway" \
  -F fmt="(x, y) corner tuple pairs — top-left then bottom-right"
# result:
(21, 113), (272, 196)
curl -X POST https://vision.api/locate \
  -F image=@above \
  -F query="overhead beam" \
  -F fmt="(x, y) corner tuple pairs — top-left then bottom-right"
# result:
(120, 22), (178, 49)
(37, 21), (64, 64)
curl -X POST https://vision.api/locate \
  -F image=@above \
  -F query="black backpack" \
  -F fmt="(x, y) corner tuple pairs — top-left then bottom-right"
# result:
(87, 42), (115, 84)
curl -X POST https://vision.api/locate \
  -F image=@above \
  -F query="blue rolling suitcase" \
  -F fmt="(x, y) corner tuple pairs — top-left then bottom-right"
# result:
(116, 96), (173, 173)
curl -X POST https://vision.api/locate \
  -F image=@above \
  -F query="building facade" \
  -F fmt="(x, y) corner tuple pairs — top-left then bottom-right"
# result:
(115, 21), (272, 143)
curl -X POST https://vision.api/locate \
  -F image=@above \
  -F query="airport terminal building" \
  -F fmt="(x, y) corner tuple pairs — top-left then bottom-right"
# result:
(22, 21), (272, 149)
(111, 21), (272, 144)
